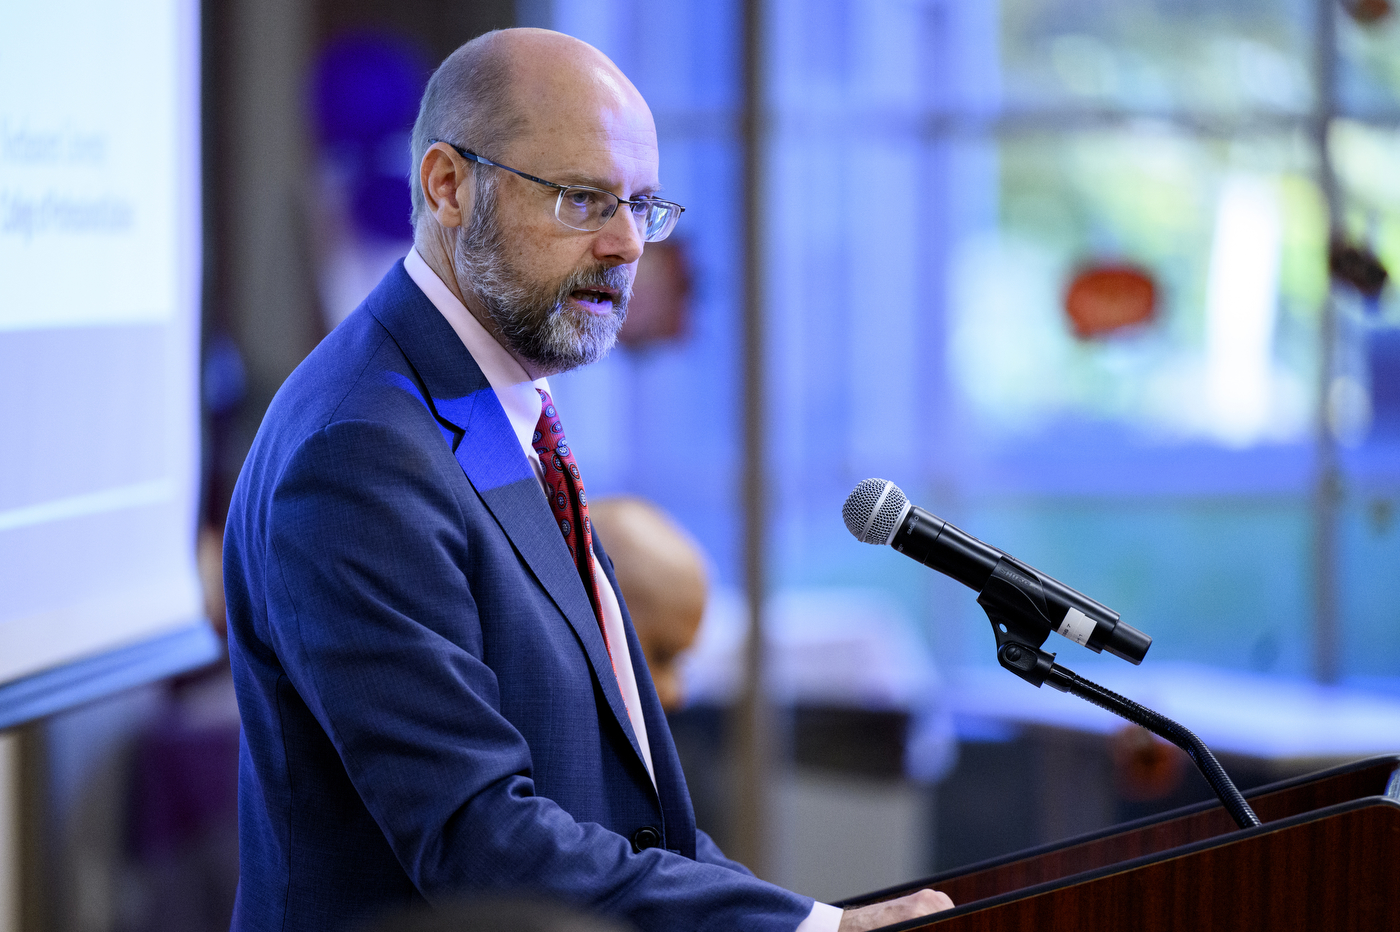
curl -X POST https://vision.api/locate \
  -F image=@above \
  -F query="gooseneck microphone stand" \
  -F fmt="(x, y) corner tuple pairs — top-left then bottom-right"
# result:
(979, 565), (1262, 831)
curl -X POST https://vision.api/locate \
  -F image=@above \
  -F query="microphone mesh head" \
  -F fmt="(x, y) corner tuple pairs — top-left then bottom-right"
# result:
(842, 479), (908, 545)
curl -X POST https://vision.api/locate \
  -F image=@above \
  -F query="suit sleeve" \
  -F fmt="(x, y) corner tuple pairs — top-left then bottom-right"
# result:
(695, 829), (756, 876)
(262, 419), (813, 932)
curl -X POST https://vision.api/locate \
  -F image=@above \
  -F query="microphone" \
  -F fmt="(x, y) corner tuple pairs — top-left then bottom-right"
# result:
(843, 478), (1151, 664)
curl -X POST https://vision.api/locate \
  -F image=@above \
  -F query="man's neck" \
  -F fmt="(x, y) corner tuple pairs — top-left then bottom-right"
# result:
(412, 232), (553, 380)
(413, 231), (467, 308)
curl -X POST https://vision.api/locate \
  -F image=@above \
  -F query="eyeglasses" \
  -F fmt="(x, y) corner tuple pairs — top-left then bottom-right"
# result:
(429, 139), (685, 243)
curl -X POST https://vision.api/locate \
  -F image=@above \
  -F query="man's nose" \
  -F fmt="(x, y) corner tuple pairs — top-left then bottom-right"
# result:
(593, 205), (645, 265)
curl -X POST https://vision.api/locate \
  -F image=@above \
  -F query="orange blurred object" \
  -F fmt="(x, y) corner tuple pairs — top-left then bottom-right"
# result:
(1111, 724), (1187, 802)
(1064, 264), (1157, 339)
(1344, 0), (1392, 25)
(618, 239), (693, 348)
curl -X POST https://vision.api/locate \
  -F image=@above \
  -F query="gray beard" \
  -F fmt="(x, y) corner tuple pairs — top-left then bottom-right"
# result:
(455, 177), (631, 374)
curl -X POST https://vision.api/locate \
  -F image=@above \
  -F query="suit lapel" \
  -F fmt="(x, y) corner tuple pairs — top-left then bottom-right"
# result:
(452, 397), (648, 767)
(366, 262), (649, 774)
(594, 537), (692, 841)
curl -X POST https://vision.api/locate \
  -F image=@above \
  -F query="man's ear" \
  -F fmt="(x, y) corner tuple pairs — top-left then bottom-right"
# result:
(419, 142), (474, 229)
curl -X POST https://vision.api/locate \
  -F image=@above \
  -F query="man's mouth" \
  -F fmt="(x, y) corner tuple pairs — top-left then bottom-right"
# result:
(568, 288), (618, 313)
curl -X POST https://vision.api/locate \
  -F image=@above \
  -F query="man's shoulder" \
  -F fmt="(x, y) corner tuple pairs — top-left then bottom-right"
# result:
(239, 267), (455, 479)
(270, 263), (486, 438)
(261, 304), (408, 449)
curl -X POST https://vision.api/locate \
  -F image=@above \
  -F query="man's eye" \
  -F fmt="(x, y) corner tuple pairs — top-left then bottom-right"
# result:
(566, 189), (602, 208)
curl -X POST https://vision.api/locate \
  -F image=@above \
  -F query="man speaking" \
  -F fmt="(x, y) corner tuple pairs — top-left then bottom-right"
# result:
(223, 28), (951, 932)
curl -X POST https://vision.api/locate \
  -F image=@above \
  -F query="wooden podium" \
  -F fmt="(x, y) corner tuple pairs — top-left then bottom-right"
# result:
(839, 755), (1400, 931)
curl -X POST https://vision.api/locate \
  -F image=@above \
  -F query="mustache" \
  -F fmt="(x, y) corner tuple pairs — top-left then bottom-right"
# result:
(558, 263), (634, 308)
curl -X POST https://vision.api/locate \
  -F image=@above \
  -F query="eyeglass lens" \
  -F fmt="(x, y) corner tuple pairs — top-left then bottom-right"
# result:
(555, 187), (680, 242)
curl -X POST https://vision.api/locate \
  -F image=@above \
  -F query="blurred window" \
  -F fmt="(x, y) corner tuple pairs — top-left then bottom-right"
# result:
(546, 0), (1400, 684)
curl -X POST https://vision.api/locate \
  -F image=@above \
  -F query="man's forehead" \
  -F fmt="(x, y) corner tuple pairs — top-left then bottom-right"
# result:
(481, 36), (660, 190)
(508, 95), (660, 191)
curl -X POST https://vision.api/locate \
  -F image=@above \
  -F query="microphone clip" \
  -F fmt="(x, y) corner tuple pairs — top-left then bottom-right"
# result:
(978, 558), (1060, 689)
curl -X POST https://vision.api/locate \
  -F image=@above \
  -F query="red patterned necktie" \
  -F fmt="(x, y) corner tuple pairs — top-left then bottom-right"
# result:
(534, 389), (613, 663)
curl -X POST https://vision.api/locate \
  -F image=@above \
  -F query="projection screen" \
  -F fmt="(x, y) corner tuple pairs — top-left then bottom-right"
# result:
(0, 0), (219, 727)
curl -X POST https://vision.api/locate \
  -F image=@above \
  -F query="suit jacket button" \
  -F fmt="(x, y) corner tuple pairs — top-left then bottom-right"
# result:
(631, 826), (662, 852)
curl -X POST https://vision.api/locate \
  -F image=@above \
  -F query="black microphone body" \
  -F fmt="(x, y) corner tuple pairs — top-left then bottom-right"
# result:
(891, 505), (999, 590)
(844, 479), (1151, 664)
(893, 504), (1150, 663)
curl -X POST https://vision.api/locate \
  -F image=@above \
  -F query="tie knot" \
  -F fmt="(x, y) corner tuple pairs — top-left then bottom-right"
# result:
(535, 389), (567, 452)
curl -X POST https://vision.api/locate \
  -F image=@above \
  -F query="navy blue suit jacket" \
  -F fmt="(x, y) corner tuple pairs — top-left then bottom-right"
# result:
(223, 262), (813, 932)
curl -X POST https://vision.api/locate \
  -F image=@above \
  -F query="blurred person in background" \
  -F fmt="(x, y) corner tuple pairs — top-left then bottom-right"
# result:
(223, 27), (951, 932)
(588, 496), (706, 712)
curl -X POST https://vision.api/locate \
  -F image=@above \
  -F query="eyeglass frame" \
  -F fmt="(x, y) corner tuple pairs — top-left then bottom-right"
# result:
(426, 139), (685, 242)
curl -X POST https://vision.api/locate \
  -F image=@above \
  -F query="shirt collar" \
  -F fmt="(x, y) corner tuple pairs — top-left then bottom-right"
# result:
(403, 247), (549, 452)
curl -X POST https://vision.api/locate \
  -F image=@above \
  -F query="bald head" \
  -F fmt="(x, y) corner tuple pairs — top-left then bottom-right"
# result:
(589, 497), (707, 711)
(408, 29), (653, 231)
